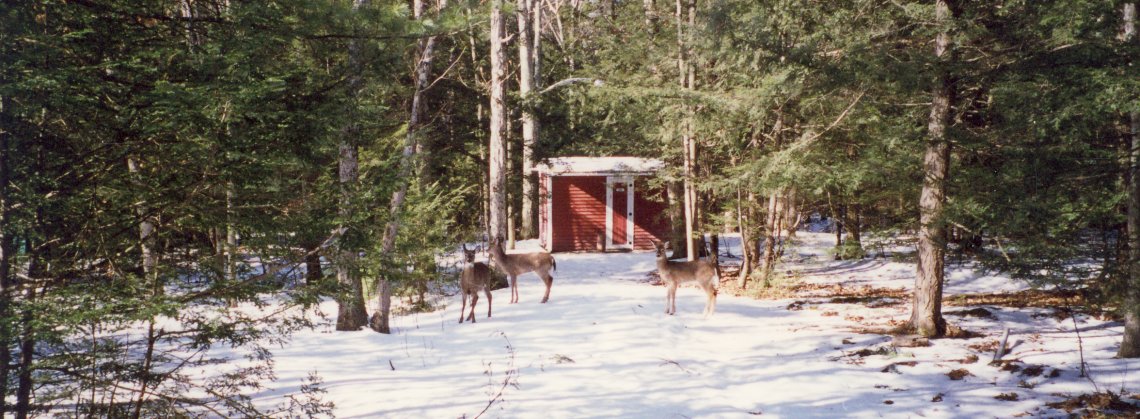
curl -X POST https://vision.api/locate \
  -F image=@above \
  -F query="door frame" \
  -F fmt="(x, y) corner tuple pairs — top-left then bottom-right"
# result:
(605, 175), (635, 250)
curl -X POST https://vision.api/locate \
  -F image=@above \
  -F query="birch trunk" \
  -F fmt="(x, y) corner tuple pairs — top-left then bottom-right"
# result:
(1117, 2), (1140, 358)
(334, 0), (371, 331)
(127, 158), (158, 287)
(910, 0), (954, 338)
(371, 0), (447, 334)
(677, 0), (698, 261)
(488, 0), (509, 241)
(519, 0), (540, 239)
(644, 0), (656, 28)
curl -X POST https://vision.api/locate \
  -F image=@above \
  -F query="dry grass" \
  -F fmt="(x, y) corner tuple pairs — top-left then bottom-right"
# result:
(1047, 392), (1140, 416)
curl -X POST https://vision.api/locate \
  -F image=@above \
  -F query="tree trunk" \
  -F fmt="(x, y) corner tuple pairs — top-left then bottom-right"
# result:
(225, 183), (237, 306)
(667, 181), (687, 258)
(760, 190), (780, 287)
(335, 140), (368, 331)
(911, 0), (954, 338)
(304, 248), (323, 285)
(736, 188), (751, 288)
(127, 158), (158, 287)
(0, 94), (11, 417)
(519, 0), (540, 240)
(1118, 2), (1140, 358)
(334, 0), (371, 331)
(14, 250), (40, 419)
(370, 0), (447, 334)
(783, 187), (799, 238)
(15, 290), (34, 419)
(488, 0), (508, 241)
(676, 0), (698, 261)
(643, 0), (656, 29)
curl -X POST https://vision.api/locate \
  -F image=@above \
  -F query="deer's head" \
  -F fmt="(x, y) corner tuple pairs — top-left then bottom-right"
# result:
(652, 241), (668, 258)
(462, 243), (478, 263)
(490, 235), (506, 251)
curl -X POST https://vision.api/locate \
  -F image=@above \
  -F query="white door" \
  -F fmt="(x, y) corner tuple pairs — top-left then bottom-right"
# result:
(606, 176), (635, 250)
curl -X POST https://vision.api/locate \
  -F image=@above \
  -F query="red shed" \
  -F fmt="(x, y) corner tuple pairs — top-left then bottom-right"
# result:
(533, 157), (670, 252)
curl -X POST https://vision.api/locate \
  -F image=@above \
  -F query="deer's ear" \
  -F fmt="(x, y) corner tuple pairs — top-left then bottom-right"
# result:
(462, 243), (469, 252)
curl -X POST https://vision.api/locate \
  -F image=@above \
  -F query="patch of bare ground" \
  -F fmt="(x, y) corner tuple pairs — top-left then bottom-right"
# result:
(947, 369), (973, 380)
(717, 267), (802, 299)
(995, 392), (1020, 401)
(1047, 392), (1140, 416)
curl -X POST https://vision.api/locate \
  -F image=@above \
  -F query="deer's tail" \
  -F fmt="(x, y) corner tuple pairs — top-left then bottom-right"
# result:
(551, 256), (557, 272)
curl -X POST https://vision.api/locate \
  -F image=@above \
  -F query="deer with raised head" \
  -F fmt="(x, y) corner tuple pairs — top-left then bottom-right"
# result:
(653, 241), (719, 317)
(459, 244), (493, 323)
(489, 236), (556, 304)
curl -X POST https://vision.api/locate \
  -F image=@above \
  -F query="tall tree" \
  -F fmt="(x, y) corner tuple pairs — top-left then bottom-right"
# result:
(519, 0), (541, 239)
(0, 93), (12, 418)
(371, 0), (449, 334)
(489, 0), (509, 241)
(335, 0), (371, 331)
(911, 0), (955, 338)
(1118, 1), (1140, 358)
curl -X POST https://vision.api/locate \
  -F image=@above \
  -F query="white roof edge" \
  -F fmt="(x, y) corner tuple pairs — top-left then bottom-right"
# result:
(531, 156), (665, 175)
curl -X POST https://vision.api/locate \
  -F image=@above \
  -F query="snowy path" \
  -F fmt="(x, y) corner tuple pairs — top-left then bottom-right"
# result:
(251, 233), (1136, 418)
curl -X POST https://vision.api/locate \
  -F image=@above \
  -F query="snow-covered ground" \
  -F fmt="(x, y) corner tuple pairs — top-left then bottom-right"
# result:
(245, 232), (1137, 418)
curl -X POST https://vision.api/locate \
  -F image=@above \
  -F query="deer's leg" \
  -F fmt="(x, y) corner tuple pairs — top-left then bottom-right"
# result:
(539, 270), (553, 303)
(709, 286), (718, 316)
(665, 283), (677, 315)
(469, 293), (478, 322)
(459, 292), (468, 323)
(510, 275), (520, 304)
(702, 284), (716, 317)
(485, 287), (492, 318)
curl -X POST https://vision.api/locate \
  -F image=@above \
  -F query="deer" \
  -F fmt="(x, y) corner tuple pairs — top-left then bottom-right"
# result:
(653, 241), (719, 317)
(489, 235), (556, 304)
(458, 244), (493, 323)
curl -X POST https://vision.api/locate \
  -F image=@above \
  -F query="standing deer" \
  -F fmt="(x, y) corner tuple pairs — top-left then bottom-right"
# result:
(489, 236), (556, 303)
(459, 244), (493, 323)
(654, 241), (719, 317)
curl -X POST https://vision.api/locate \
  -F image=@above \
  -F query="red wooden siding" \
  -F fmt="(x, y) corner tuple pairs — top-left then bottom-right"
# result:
(632, 183), (670, 250)
(551, 176), (607, 252)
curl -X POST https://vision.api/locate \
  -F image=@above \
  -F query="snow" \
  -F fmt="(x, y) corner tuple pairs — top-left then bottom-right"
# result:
(532, 156), (665, 175)
(236, 232), (1135, 418)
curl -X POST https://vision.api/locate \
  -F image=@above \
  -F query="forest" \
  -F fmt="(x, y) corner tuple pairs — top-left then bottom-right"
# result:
(2, 0), (1139, 417)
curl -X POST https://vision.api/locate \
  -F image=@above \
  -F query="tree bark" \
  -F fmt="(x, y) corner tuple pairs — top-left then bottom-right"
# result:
(783, 187), (799, 238)
(736, 188), (751, 288)
(14, 288), (34, 419)
(334, 0), (371, 331)
(760, 190), (780, 287)
(488, 0), (509, 241)
(370, 0), (447, 334)
(304, 248), (323, 285)
(1117, 2), (1140, 358)
(667, 181), (687, 258)
(910, 0), (954, 338)
(127, 158), (158, 287)
(0, 94), (12, 417)
(644, 0), (657, 29)
(519, 0), (540, 239)
(677, 0), (698, 261)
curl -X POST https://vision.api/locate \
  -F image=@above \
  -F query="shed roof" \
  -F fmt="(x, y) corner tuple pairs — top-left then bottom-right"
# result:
(532, 156), (664, 175)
